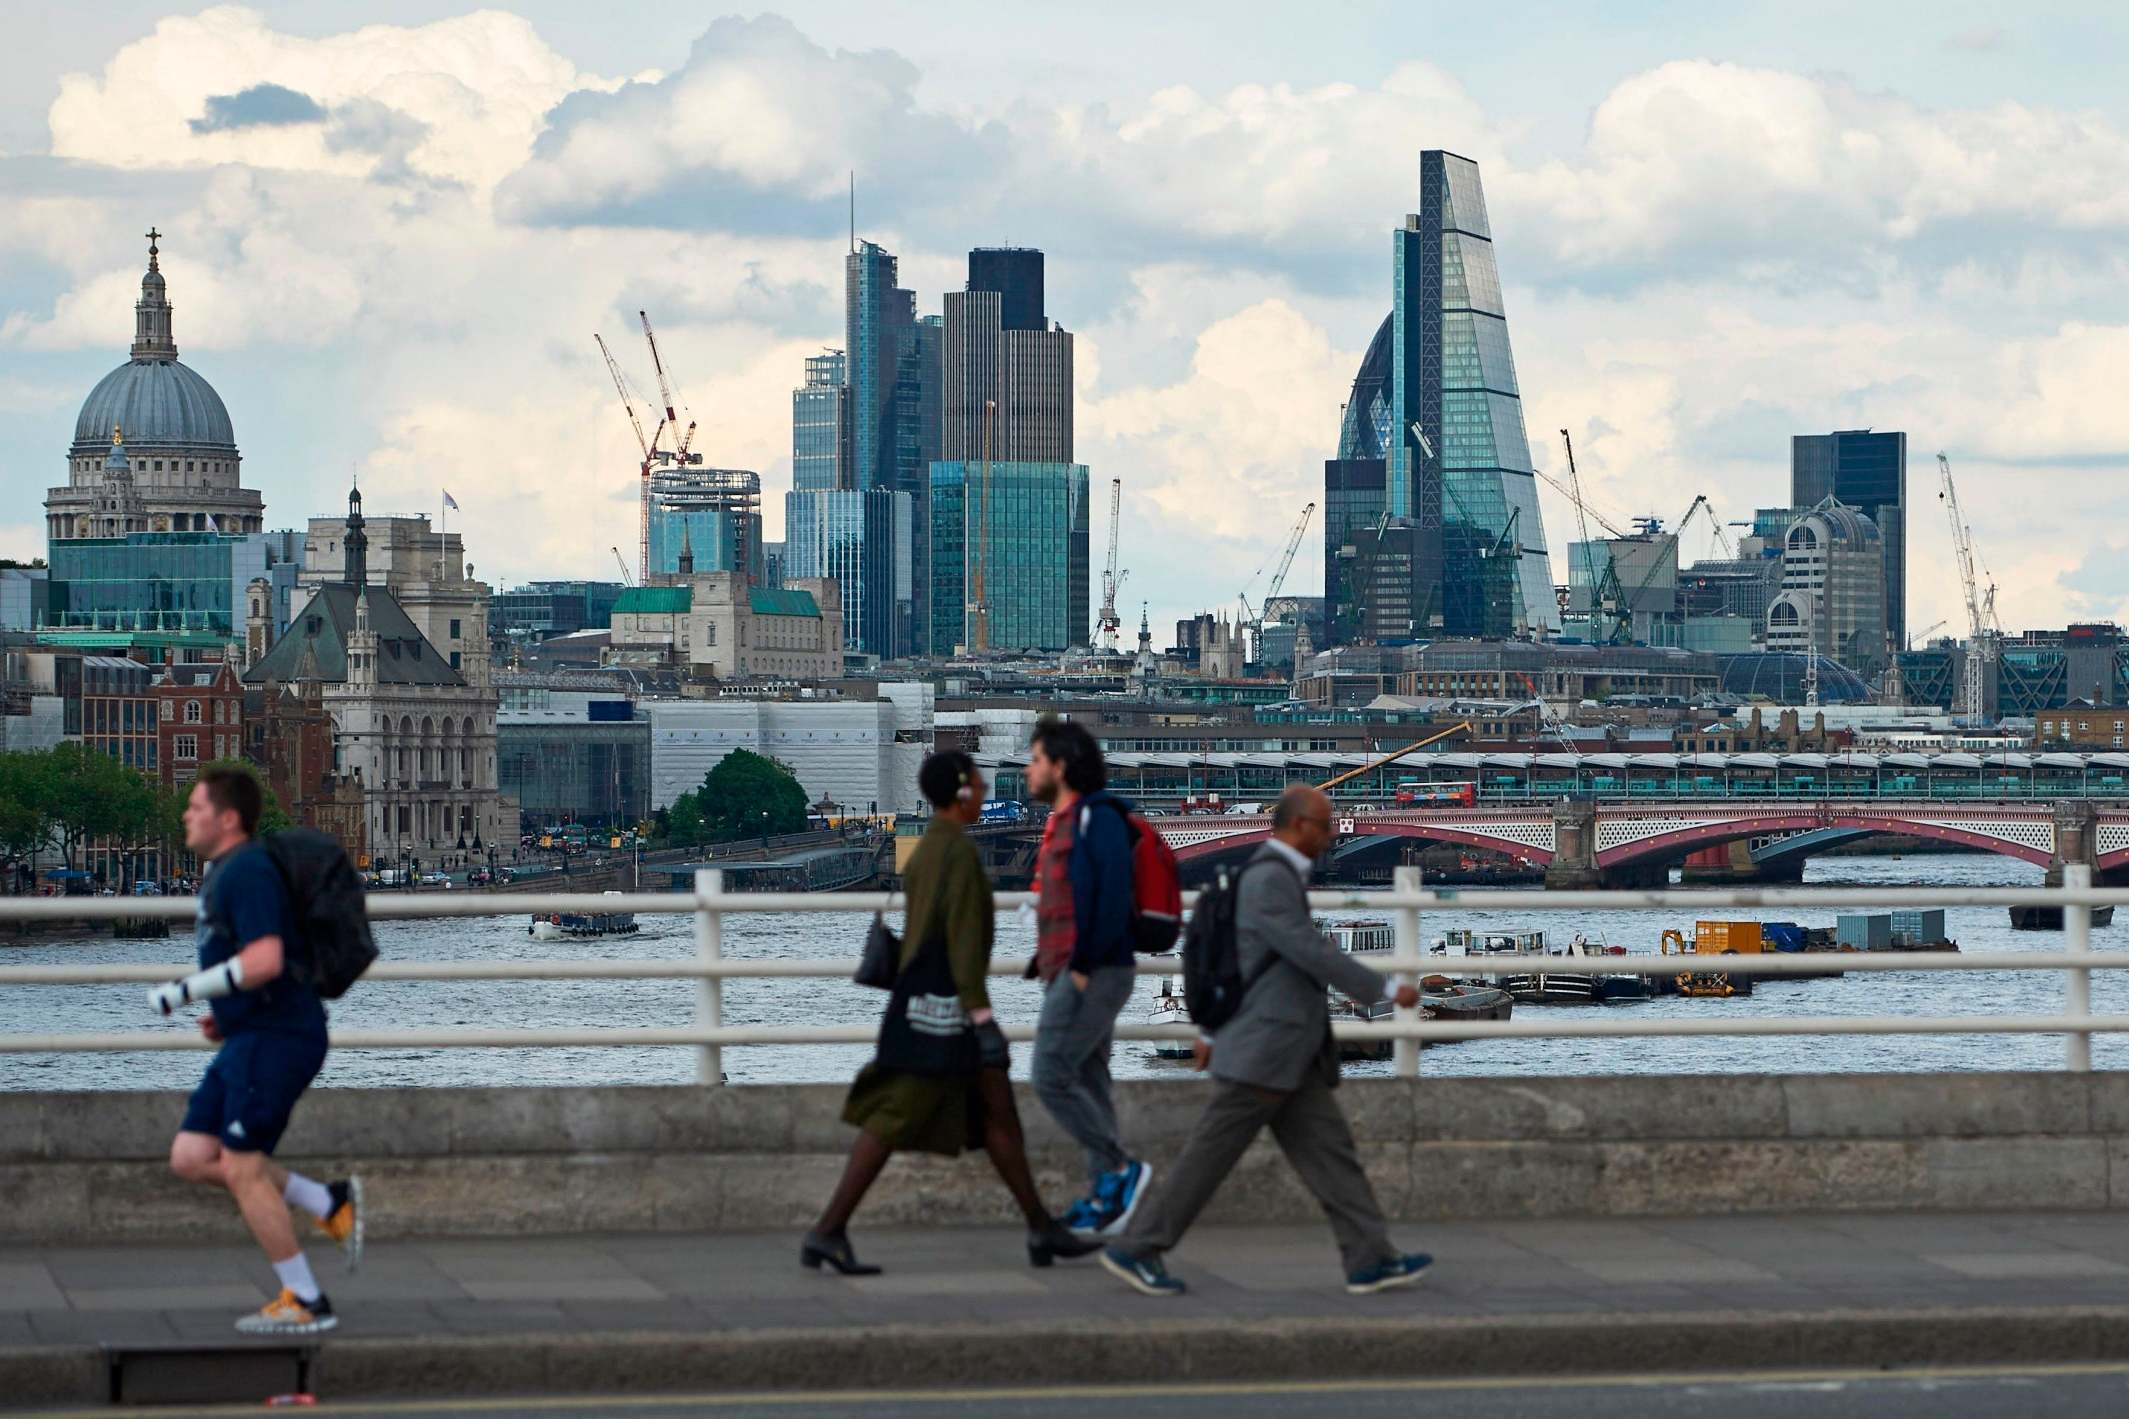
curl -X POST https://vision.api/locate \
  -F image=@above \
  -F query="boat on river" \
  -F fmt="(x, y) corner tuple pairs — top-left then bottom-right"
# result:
(1438, 929), (1655, 1005)
(529, 890), (639, 940)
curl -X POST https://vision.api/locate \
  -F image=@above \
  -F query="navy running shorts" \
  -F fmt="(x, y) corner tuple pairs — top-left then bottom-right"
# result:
(180, 1030), (329, 1154)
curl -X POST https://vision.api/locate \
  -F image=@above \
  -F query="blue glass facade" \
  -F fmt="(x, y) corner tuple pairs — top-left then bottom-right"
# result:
(928, 461), (1089, 654)
(792, 350), (847, 493)
(1388, 150), (1556, 637)
(644, 469), (763, 581)
(41, 531), (269, 636)
(841, 243), (937, 657)
(784, 488), (910, 656)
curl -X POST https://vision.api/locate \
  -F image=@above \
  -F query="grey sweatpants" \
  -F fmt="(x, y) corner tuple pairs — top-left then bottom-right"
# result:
(1031, 965), (1135, 1187)
(1115, 1066), (1396, 1275)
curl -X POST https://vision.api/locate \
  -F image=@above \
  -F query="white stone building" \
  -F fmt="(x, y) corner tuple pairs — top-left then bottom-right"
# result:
(245, 486), (506, 866)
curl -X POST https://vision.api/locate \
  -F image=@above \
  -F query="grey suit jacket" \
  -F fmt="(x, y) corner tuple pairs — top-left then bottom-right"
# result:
(1208, 844), (1390, 1092)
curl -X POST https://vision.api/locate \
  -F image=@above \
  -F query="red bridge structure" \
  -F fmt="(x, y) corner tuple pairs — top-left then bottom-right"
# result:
(1150, 801), (2129, 889)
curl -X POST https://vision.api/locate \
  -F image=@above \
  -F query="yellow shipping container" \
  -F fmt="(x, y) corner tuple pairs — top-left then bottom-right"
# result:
(1694, 920), (1764, 954)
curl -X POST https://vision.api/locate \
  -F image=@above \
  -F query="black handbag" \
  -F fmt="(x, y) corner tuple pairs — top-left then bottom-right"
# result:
(874, 933), (980, 1076)
(854, 911), (901, 991)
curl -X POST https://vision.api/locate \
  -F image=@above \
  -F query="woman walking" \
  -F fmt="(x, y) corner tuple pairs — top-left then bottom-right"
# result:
(803, 750), (1099, 1275)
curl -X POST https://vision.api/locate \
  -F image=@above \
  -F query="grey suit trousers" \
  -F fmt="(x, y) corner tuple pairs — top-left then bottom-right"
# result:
(1116, 1040), (1395, 1275)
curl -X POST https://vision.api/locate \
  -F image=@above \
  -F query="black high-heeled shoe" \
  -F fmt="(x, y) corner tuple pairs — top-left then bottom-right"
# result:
(1027, 1220), (1104, 1267)
(801, 1229), (882, 1276)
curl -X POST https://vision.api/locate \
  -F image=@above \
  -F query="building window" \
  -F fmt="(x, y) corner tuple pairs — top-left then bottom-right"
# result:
(175, 735), (197, 761)
(184, 700), (202, 723)
(449, 652), (461, 670)
(160, 699), (173, 722)
(213, 700), (225, 724)
(449, 618), (461, 639)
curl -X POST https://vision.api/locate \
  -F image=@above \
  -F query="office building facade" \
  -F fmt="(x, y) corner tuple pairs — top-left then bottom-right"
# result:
(645, 467), (763, 583)
(928, 460), (1089, 654)
(490, 581), (625, 644)
(1763, 497), (1887, 673)
(1792, 429), (1905, 654)
(941, 249), (1073, 463)
(1387, 151), (1556, 636)
(784, 488), (910, 657)
(791, 351), (848, 493)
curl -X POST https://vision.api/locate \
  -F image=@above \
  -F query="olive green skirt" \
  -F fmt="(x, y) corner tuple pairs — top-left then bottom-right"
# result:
(842, 1062), (985, 1157)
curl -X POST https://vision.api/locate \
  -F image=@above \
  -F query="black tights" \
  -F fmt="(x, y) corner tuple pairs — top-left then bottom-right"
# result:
(812, 1069), (1051, 1235)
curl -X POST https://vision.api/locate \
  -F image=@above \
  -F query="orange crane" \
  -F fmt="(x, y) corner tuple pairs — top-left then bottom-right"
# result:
(1316, 721), (1474, 794)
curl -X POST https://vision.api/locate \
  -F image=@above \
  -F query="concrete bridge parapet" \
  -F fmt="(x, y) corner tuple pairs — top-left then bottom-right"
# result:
(7, 1074), (2126, 1246)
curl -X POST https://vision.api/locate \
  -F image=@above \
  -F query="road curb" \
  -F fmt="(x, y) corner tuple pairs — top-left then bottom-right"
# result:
(11, 1305), (2129, 1404)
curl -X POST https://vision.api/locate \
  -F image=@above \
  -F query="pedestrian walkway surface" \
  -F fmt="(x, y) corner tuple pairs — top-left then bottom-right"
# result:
(9, 1212), (2129, 1404)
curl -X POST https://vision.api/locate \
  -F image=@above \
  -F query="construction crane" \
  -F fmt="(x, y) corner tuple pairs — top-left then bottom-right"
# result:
(1560, 430), (1627, 643)
(636, 310), (702, 583)
(1096, 478), (1129, 652)
(610, 547), (634, 586)
(1615, 493), (1726, 637)
(967, 401), (997, 654)
(596, 333), (655, 584)
(1236, 502), (1316, 657)
(1532, 464), (1631, 540)
(1908, 618), (1948, 651)
(1937, 452), (2000, 721)
(1317, 721), (1474, 794)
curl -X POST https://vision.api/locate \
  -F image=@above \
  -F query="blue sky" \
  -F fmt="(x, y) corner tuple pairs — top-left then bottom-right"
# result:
(7, 3), (2129, 641)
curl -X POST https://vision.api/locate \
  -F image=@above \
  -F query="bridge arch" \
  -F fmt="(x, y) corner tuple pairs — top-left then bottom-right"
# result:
(1595, 810), (2055, 871)
(1163, 816), (1557, 866)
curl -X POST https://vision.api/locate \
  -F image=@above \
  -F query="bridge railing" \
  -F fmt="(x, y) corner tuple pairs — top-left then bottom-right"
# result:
(1, 866), (2122, 1082)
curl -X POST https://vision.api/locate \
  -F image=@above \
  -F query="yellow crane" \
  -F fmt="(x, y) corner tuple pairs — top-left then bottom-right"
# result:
(1317, 721), (1474, 794)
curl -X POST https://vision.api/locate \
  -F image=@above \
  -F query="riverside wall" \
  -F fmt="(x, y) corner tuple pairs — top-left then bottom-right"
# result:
(5, 1073), (2125, 1244)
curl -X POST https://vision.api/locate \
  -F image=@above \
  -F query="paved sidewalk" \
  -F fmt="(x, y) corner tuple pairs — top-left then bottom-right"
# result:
(9, 1211), (2129, 1404)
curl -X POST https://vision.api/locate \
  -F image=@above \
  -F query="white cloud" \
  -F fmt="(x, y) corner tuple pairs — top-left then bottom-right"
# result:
(47, 6), (598, 193)
(13, 11), (2129, 648)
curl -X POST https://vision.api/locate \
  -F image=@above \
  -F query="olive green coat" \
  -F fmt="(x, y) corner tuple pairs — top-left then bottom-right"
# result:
(841, 817), (995, 1155)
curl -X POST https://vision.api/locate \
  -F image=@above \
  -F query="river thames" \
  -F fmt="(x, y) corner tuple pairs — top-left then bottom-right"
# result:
(5, 852), (2125, 1090)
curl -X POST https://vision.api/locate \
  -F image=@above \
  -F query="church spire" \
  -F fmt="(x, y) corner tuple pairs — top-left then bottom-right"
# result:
(131, 227), (177, 362)
(677, 521), (695, 577)
(344, 481), (369, 587)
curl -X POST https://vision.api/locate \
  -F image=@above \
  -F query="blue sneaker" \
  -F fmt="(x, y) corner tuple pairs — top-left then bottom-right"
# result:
(1096, 1160), (1154, 1236)
(1100, 1246), (1186, 1297)
(1061, 1196), (1103, 1235)
(1346, 1252), (1433, 1295)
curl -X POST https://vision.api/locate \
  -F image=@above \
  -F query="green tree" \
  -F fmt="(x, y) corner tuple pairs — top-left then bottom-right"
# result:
(0, 751), (53, 882)
(30, 743), (155, 870)
(663, 791), (707, 849)
(696, 749), (809, 844)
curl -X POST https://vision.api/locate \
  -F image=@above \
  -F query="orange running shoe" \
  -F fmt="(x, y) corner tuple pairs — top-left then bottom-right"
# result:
(315, 1175), (363, 1271)
(235, 1287), (337, 1335)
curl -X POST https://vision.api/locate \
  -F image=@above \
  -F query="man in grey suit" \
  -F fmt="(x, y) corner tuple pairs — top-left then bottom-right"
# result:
(1100, 784), (1432, 1297)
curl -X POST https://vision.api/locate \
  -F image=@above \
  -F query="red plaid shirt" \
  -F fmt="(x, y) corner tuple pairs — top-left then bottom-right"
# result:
(1034, 806), (1077, 983)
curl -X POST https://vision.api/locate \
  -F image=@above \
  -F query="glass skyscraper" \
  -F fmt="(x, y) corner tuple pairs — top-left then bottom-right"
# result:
(928, 461), (1088, 655)
(791, 351), (847, 493)
(784, 488), (911, 657)
(837, 241), (938, 657)
(644, 468), (763, 582)
(1388, 150), (1557, 636)
(1792, 429), (1905, 653)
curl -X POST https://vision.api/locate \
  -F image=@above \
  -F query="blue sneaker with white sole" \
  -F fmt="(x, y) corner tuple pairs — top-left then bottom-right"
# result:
(1061, 1196), (1103, 1235)
(1346, 1252), (1433, 1295)
(1092, 1159), (1153, 1236)
(1100, 1246), (1186, 1297)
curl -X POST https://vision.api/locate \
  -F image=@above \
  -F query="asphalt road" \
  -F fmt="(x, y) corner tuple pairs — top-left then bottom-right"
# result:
(17, 1366), (2129, 1419)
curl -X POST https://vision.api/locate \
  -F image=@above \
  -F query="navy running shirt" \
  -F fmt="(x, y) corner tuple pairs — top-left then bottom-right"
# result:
(195, 842), (325, 1037)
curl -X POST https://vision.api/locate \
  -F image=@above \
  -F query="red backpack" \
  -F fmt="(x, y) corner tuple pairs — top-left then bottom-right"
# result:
(1101, 804), (1182, 954)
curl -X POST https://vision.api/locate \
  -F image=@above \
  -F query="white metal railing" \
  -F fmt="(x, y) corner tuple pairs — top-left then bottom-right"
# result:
(2, 865), (2122, 1082)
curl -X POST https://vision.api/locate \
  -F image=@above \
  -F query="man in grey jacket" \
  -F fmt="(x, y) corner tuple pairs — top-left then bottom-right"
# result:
(1100, 784), (1432, 1297)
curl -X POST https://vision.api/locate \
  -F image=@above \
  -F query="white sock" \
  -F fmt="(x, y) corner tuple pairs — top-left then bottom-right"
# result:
(272, 1253), (322, 1304)
(282, 1171), (333, 1220)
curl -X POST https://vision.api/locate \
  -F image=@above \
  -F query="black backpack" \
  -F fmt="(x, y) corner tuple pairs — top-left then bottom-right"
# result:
(1181, 859), (1285, 1033)
(263, 828), (378, 1000)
